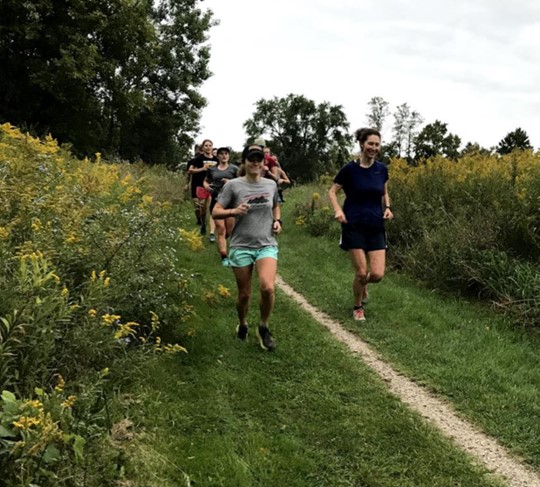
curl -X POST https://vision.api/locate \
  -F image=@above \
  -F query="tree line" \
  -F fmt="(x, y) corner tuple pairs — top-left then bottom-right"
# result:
(0, 3), (533, 177)
(0, 0), (214, 166)
(244, 94), (534, 182)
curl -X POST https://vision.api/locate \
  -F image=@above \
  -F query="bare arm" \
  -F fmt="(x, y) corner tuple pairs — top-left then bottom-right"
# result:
(382, 182), (394, 220)
(328, 183), (347, 224)
(212, 201), (249, 220)
(272, 202), (282, 234)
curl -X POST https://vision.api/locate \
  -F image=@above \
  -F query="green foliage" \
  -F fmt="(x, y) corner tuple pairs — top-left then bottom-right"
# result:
(291, 151), (540, 327)
(0, 0), (215, 165)
(413, 119), (461, 162)
(243, 94), (352, 182)
(497, 127), (533, 155)
(293, 190), (340, 239)
(0, 124), (192, 483)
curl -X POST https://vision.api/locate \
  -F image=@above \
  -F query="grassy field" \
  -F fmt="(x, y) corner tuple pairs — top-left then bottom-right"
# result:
(115, 195), (540, 486)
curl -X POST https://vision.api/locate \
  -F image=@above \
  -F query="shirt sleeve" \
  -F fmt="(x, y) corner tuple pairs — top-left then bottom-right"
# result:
(217, 180), (233, 208)
(333, 164), (349, 186)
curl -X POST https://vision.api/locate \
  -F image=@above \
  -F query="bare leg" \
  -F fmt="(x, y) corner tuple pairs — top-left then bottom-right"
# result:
(255, 257), (277, 325)
(232, 265), (253, 326)
(349, 249), (368, 307)
(215, 219), (227, 254)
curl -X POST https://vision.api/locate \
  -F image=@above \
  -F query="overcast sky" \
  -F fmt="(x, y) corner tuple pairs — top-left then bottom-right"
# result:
(197, 0), (540, 152)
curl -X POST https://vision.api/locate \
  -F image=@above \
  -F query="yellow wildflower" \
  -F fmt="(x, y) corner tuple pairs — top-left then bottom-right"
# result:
(312, 192), (320, 200)
(150, 311), (160, 332)
(24, 400), (43, 410)
(114, 321), (139, 340)
(61, 286), (69, 297)
(217, 285), (231, 298)
(163, 343), (188, 354)
(102, 313), (121, 326)
(13, 416), (41, 431)
(54, 375), (65, 392)
(88, 308), (97, 318)
(179, 228), (204, 251)
(142, 194), (153, 205)
(103, 277), (110, 287)
(61, 395), (77, 409)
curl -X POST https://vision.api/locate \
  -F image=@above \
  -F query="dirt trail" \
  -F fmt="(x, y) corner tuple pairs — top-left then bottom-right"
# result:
(276, 276), (540, 487)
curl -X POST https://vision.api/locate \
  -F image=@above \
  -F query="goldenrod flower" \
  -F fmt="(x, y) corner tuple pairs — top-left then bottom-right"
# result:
(217, 284), (231, 298)
(13, 416), (41, 431)
(61, 395), (77, 409)
(54, 375), (65, 392)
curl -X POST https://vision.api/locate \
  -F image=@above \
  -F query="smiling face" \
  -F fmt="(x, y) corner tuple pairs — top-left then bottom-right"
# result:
(361, 135), (381, 159)
(245, 154), (264, 176)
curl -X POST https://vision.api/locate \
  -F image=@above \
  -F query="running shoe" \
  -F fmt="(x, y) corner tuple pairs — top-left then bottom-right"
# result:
(221, 257), (231, 267)
(353, 306), (366, 321)
(256, 325), (276, 351)
(236, 323), (248, 340)
(209, 233), (216, 243)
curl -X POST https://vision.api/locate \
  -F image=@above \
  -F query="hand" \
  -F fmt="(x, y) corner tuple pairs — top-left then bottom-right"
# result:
(383, 208), (394, 220)
(272, 220), (282, 234)
(235, 203), (250, 216)
(334, 210), (347, 224)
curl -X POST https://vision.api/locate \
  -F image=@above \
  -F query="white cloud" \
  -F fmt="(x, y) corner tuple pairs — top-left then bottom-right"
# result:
(197, 0), (540, 152)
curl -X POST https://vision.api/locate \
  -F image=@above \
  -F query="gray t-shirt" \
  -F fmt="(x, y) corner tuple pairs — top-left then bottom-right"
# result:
(206, 164), (238, 196)
(218, 177), (279, 249)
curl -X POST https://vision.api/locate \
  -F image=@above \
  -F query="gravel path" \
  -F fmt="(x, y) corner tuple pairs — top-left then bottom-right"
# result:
(277, 276), (540, 487)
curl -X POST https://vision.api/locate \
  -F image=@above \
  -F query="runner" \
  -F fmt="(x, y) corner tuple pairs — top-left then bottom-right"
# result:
(328, 127), (393, 322)
(212, 145), (282, 351)
(185, 144), (202, 225)
(203, 146), (238, 264)
(187, 139), (218, 237)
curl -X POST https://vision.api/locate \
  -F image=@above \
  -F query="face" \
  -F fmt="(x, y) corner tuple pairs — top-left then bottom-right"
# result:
(263, 147), (271, 156)
(217, 150), (229, 163)
(245, 155), (264, 176)
(361, 135), (381, 158)
(202, 140), (213, 155)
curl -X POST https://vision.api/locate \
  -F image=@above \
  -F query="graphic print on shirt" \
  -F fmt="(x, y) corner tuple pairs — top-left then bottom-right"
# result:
(244, 192), (272, 207)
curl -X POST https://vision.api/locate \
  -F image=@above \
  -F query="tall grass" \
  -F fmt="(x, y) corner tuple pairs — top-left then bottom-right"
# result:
(294, 150), (540, 326)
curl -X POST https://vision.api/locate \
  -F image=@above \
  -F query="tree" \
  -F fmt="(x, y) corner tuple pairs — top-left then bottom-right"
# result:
(496, 128), (532, 155)
(366, 96), (390, 133)
(392, 103), (410, 157)
(244, 94), (352, 182)
(391, 103), (423, 160)
(461, 142), (492, 157)
(413, 120), (461, 162)
(0, 0), (214, 165)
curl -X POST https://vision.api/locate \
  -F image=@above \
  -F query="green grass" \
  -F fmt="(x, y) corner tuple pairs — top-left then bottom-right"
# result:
(278, 183), (540, 469)
(120, 205), (507, 487)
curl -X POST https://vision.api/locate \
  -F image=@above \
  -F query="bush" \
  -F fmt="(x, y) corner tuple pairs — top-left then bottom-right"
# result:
(0, 123), (193, 484)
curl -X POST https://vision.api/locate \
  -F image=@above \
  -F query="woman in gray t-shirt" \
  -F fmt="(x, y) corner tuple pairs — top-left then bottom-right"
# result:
(204, 146), (238, 261)
(212, 145), (282, 351)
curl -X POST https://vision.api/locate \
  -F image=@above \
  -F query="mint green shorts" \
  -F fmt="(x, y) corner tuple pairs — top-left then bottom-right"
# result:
(228, 246), (279, 267)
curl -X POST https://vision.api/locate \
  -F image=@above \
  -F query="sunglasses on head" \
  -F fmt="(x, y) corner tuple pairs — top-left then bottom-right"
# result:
(247, 156), (264, 163)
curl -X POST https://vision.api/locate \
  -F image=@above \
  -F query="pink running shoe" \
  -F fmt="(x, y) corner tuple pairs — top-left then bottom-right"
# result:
(353, 306), (366, 321)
